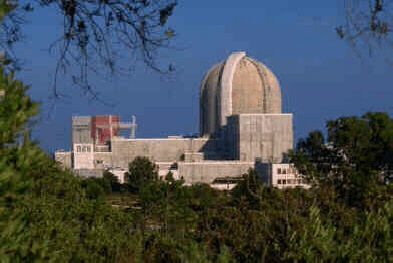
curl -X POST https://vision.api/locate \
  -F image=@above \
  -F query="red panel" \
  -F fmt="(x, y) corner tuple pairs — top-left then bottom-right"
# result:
(91, 115), (120, 145)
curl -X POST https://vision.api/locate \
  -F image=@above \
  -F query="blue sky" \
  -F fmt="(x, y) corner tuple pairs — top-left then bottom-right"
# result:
(14, 0), (393, 153)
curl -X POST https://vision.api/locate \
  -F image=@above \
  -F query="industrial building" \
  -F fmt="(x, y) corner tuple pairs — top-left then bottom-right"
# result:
(55, 51), (306, 188)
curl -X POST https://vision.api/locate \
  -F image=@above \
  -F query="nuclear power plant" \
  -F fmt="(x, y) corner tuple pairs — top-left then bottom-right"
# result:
(55, 51), (307, 188)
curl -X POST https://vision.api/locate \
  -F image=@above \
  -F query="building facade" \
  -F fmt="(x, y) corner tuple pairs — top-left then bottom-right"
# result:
(55, 51), (306, 188)
(259, 163), (310, 189)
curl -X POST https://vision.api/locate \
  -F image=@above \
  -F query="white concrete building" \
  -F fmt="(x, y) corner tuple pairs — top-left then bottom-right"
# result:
(107, 168), (127, 184)
(55, 51), (302, 188)
(261, 163), (310, 189)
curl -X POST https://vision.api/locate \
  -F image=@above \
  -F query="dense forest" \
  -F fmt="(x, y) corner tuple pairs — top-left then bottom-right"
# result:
(1, 1), (392, 262)
(1, 66), (392, 261)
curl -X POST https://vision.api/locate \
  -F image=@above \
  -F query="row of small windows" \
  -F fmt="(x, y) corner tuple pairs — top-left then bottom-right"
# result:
(277, 167), (297, 174)
(76, 146), (91, 152)
(277, 179), (304, 185)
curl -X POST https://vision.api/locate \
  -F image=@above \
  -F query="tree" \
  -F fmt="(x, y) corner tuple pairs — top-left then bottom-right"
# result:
(82, 177), (109, 198)
(0, 65), (143, 260)
(0, 68), (41, 260)
(0, 20), (141, 257)
(0, 69), (38, 147)
(290, 112), (393, 207)
(125, 156), (158, 192)
(231, 168), (265, 209)
(103, 170), (121, 192)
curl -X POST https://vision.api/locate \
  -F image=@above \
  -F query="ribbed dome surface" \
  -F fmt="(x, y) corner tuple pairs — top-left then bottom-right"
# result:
(200, 51), (282, 137)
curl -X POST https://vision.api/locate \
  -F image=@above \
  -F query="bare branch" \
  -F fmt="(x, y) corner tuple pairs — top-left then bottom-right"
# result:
(0, 0), (177, 97)
(339, 0), (393, 58)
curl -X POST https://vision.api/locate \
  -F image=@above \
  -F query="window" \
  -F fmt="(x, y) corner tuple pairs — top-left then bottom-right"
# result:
(277, 180), (282, 184)
(83, 146), (90, 152)
(283, 169), (287, 174)
(170, 162), (178, 170)
(277, 168), (281, 174)
(76, 146), (81, 152)
(282, 180), (286, 185)
(86, 146), (91, 152)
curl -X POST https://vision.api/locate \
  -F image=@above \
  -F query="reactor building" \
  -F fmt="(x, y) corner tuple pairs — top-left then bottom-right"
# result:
(55, 51), (306, 188)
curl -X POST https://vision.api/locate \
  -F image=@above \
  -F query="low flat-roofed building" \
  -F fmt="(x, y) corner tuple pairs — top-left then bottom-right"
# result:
(259, 163), (310, 189)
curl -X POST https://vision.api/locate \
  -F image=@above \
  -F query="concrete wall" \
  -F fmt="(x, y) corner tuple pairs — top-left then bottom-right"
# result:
(184, 152), (204, 162)
(94, 152), (114, 168)
(73, 143), (95, 169)
(72, 116), (92, 144)
(54, 150), (72, 169)
(156, 162), (180, 180)
(227, 114), (293, 163)
(110, 138), (210, 169)
(178, 161), (254, 184)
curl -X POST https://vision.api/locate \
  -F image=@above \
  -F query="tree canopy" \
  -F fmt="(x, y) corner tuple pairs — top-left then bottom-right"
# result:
(290, 112), (393, 207)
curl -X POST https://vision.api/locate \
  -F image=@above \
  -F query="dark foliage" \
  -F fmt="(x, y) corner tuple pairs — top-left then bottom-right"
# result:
(125, 156), (158, 193)
(290, 112), (393, 207)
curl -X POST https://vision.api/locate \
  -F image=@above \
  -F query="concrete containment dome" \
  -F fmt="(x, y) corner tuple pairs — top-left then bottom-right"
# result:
(200, 51), (282, 137)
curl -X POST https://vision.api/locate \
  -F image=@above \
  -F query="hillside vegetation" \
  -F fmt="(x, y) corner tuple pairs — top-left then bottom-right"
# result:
(1, 67), (392, 262)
